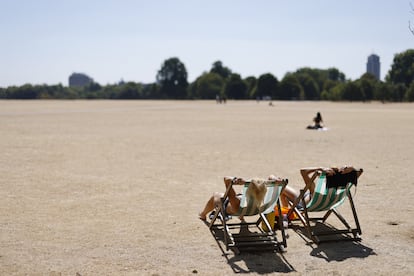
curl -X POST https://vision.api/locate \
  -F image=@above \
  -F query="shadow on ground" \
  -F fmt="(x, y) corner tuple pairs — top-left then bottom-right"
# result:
(207, 221), (295, 274)
(291, 222), (377, 262)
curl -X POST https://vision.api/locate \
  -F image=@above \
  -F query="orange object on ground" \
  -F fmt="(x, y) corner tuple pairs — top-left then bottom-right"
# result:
(274, 206), (297, 220)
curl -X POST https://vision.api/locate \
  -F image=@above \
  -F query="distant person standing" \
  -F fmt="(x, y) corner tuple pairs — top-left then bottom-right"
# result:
(216, 94), (221, 104)
(307, 112), (324, 129)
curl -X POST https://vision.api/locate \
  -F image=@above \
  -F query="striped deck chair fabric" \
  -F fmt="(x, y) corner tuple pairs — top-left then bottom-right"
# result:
(235, 181), (285, 216)
(305, 172), (353, 212)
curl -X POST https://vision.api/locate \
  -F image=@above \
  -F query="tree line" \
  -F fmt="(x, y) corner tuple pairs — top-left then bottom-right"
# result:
(1, 49), (414, 102)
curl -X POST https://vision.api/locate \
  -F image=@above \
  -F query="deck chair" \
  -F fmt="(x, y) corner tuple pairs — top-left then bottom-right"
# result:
(287, 167), (363, 244)
(209, 177), (288, 253)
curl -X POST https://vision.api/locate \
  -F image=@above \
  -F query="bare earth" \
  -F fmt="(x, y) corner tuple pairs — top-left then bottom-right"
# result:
(1, 100), (413, 275)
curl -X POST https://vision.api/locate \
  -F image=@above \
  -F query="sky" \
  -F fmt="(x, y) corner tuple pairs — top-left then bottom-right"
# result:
(1, 0), (413, 87)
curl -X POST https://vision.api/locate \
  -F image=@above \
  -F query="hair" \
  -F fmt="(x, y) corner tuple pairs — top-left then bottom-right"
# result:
(246, 179), (268, 209)
(316, 112), (322, 120)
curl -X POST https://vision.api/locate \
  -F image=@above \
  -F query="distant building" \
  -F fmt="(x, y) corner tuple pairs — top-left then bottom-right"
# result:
(366, 54), (380, 80)
(69, 73), (93, 87)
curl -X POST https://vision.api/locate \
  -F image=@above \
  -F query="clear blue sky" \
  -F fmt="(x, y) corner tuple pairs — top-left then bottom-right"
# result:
(1, 0), (412, 87)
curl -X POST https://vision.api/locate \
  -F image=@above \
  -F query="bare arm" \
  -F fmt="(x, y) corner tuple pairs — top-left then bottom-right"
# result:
(300, 167), (325, 179)
(233, 175), (287, 185)
(301, 166), (362, 177)
(224, 176), (247, 186)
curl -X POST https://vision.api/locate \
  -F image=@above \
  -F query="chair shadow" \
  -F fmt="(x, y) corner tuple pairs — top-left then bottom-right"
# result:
(291, 222), (377, 262)
(208, 221), (295, 274)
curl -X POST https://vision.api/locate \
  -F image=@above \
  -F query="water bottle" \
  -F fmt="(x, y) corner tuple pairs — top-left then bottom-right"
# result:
(282, 214), (288, 229)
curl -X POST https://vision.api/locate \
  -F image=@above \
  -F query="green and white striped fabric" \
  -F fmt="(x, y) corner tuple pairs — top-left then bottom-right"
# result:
(306, 172), (353, 212)
(235, 181), (285, 216)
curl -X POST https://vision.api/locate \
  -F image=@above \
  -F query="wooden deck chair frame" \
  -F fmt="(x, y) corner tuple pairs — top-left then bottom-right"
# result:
(209, 177), (288, 253)
(287, 168), (363, 244)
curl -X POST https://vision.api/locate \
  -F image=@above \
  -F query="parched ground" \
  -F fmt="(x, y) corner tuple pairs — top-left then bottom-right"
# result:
(1, 100), (413, 275)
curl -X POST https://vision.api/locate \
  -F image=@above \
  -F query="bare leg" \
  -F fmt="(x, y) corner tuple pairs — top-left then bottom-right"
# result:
(280, 186), (300, 207)
(199, 192), (223, 220)
(223, 177), (240, 214)
(199, 177), (241, 220)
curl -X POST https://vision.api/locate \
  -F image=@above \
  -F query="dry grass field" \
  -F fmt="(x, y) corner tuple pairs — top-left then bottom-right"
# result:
(1, 100), (413, 275)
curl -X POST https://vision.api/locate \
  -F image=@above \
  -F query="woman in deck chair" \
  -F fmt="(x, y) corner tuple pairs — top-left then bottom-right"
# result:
(199, 176), (281, 221)
(280, 166), (356, 208)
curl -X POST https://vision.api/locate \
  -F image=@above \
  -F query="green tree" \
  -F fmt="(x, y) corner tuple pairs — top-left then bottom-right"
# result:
(374, 83), (393, 102)
(294, 67), (346, 97)
(256, 73), (278, 100)
(87, 82), (102, 92)
(356, 73), (378, 101)
(320, 79), (338, 100)
(295, 67), (324, 92)
(8, 84), (39, 99)
(0, 88), (6, 98)
(100, 84), (119, 99)
(193, 72), (224, 99)
(278, 74), (303, 100)
(210, 61), (232, 80)
(296, 73), (319, 100)
(405, 82), (414, 101)
(244, 76), (257, 99)
(342, 81), (364, 101)
(116, 82), (142, 99)
(37, 84), (53, 99)
(187, 78), (198, 99)
(386, 49), (414, 87)
(224, 73), (247, 99)
(390, 83), (407, 102)
(142, 83), (160, 99)
(329, 83), (346, 101)
(327, 67), (345, 82)
(156, 57), (189, 99)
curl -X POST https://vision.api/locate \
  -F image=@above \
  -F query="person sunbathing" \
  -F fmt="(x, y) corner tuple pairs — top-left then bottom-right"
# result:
(199, 176), (276, 221)
(279, 166), (357, 208)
